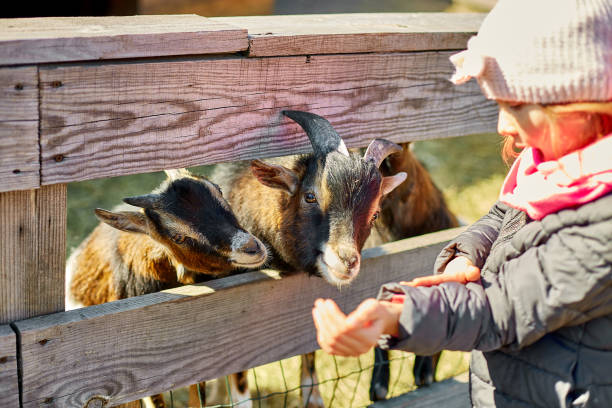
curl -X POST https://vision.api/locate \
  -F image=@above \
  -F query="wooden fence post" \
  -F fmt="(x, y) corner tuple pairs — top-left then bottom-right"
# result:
(0, 184), (67, 324)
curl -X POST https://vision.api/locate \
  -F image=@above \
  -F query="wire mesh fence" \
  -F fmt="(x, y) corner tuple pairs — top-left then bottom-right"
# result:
(144, 350), (469, 408)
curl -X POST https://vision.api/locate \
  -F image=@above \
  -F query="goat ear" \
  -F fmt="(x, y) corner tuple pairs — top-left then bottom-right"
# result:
(381, 172), (407, 196)
(94, 208), (148, 235)
(251, 159), (299, 195)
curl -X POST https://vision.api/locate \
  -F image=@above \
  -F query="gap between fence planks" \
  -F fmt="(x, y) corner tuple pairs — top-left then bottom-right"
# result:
(0, 15), (248, 65)
(214, 13), (485, 57)
(0, 66), (39, 192)
(0, 185), (67, 324)
(0, 325), (19, 408)
(38, 51), (496, 186)
(13, 227), (464, 407)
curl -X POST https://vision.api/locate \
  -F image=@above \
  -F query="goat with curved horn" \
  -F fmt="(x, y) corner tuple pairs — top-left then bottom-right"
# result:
(282, 110), (350, 157)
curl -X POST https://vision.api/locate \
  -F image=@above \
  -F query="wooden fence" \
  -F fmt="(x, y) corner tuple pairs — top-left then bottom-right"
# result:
(0, 13), (496, 407)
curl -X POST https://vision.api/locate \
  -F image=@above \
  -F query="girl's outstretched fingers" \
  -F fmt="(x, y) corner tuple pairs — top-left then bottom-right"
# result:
(400, 256), (481, 287)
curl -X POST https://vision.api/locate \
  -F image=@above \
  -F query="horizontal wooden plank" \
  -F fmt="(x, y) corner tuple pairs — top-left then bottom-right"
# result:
(39, 52), (496, 185)
(369, 372), (469, 408)
(0, 66), (39, 192)
(0, 15), (248, 65)
(0, 325), (19, 408)
(214, 13), (484, 57)
(15, 227), (465, 407)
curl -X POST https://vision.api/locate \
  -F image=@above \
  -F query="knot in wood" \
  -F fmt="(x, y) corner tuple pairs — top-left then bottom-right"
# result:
(84, 396), (110, 408)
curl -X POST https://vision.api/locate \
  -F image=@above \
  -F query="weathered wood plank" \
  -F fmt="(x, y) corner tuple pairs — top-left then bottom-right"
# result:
(0, 325), (19, 408)
(16, 227), (465, 407)
(39, 52), (496, 185)
(0, 184), (66, 324)
(369, 372), (470, 408)
(0, 66), (39, 192)
(214, 13), (484, 57)
(0, 15), (248, 65)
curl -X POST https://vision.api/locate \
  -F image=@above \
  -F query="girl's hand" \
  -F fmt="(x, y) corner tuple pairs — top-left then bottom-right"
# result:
(400, 256), (481, 287)
(312, 298), (403, 357)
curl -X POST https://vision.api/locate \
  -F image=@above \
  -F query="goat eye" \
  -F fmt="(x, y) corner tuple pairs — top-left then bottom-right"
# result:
(172, 234), (186, 244)
(371, 211), (380, 222)
(304, 192), (317, 203)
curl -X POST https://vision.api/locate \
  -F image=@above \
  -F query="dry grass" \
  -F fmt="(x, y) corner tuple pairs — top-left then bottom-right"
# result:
(161, 349), (470, 407)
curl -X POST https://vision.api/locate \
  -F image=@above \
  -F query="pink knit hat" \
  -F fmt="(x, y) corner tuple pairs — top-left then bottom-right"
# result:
(450, 0), (612, 104)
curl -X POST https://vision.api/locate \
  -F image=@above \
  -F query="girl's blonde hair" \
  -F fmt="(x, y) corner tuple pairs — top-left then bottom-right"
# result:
(502, 102), (612, 164)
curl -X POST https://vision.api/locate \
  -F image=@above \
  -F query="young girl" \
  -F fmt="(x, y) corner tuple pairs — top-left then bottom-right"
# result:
(312, 0), (612, 406)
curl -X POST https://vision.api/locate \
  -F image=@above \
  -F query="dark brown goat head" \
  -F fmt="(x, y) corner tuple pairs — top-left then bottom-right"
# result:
(251, 110), (406, 287)
(95, 169), (268, 278)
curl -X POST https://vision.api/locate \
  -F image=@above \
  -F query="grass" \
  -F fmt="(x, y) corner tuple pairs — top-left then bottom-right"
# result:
(66, 132), (508, 407)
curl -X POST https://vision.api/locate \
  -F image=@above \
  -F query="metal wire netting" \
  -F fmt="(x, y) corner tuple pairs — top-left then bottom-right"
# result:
(143, 349), (469, 408)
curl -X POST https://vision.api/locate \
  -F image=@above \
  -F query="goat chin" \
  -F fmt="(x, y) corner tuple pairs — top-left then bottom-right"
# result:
(316, 245), (359, 288)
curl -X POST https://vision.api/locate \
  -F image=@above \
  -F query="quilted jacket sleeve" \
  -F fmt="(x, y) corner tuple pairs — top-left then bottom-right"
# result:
(378, 198), (612, 354)
(433, 201), (508, 274)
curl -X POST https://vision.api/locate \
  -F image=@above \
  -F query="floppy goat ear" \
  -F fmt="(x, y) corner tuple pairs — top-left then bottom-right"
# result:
(94, 208), (149, 235)
(381, 172), (407, 196)
(251, 159), (299, 195)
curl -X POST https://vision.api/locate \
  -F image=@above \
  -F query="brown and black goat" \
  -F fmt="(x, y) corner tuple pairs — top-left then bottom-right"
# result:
(194, 110), (407, 406)
(66, 168), (268, 408)
(212, 110), (407, 287)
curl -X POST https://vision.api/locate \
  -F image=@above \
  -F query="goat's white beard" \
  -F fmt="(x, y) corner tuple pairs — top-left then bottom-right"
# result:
(316, 244), (358, 288)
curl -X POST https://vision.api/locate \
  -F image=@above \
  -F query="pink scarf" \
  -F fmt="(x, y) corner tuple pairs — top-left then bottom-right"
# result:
(499, 135), (612, 220)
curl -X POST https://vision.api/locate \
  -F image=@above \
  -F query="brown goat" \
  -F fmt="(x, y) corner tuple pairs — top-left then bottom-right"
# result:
(192, 110), (407, 407)
(66, 169), (268, 407)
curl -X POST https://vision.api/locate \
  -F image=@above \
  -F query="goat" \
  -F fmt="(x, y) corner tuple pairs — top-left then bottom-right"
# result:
(212, 110), (407, 287)
(65, 168), (268, 408)
(189, 110), (407, 406)
(364, 142), (459, 401)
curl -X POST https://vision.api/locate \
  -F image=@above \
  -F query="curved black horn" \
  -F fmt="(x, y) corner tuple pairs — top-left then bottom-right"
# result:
(282, 110), (349, 157)
(363, 139), (402, 168)
(123, 194), (159, 209)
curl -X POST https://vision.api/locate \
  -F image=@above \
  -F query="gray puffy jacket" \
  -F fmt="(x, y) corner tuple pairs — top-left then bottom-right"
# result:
(377, 193), (612, 407)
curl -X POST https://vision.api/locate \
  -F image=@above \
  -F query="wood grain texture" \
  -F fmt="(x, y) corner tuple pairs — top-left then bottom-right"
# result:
(370, 372), (469, 408)
(0, 325), (19, 408)
(39, 52), (497, 185)
(213, 13), (484, 57)
(0, 66), (39, 192)
(15, 227), (464, 407)
(0, 15), (248, 65)
(0, 184), (66, 324)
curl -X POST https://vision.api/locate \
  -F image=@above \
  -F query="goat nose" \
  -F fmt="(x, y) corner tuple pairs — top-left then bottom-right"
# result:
(346, 255), (359, 270)
(241, 237), (260, 255)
